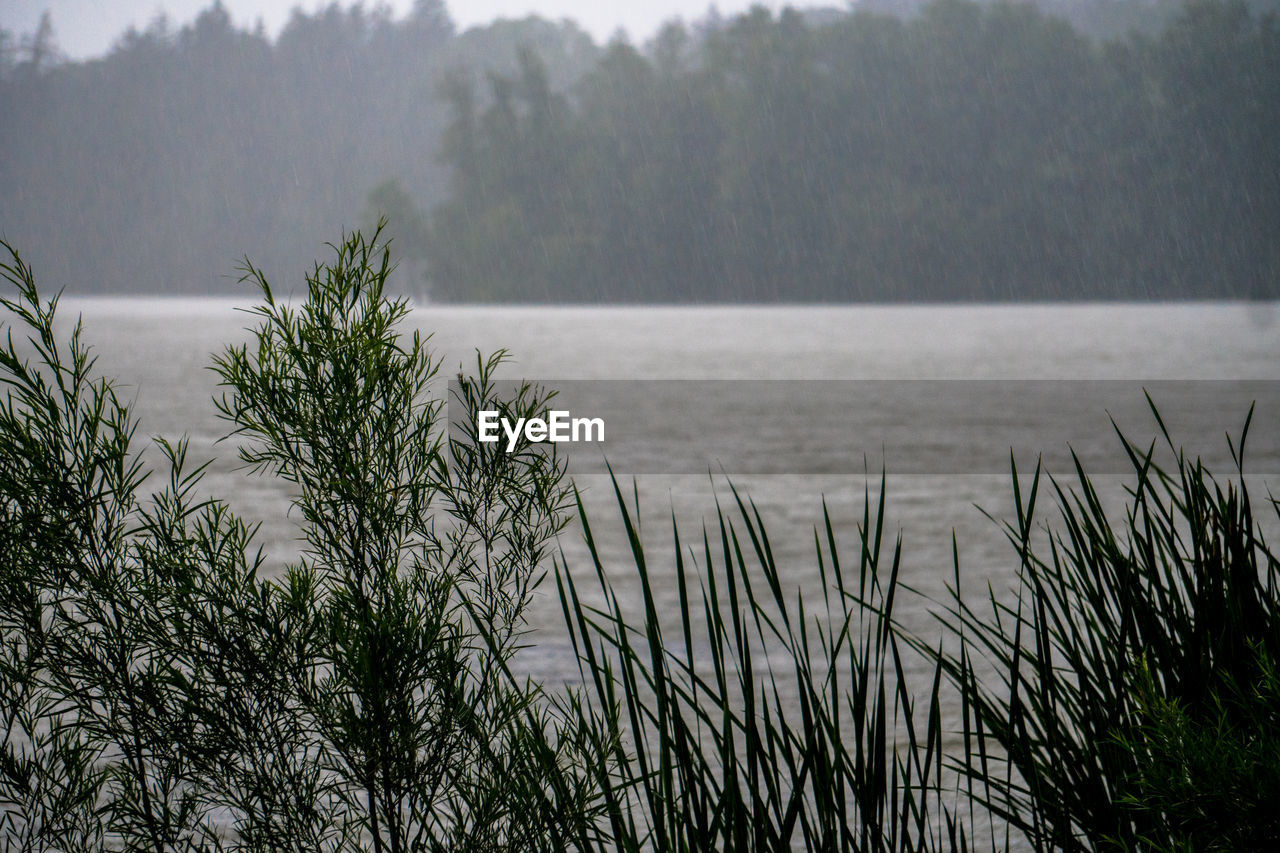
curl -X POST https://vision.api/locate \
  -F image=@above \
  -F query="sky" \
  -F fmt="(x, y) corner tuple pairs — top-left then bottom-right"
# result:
(1, 0), (801, 59)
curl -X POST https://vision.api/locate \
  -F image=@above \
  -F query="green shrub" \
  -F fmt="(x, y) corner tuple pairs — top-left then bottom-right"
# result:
(0, 232), (598, 852)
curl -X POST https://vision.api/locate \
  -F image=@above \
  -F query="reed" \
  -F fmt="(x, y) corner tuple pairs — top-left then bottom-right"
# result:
(918, 400), (1280, 851)
(556, 474), (966, 851)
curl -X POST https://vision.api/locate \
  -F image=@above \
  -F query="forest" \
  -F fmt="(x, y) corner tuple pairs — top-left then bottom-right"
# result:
(1, 0), (1278, 301)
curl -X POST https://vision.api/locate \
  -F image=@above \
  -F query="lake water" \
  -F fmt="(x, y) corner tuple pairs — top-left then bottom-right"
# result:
(56, 300), (1280, 783)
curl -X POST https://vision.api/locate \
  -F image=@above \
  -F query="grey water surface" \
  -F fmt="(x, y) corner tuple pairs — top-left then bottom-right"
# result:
(61, 299), (1280, 722)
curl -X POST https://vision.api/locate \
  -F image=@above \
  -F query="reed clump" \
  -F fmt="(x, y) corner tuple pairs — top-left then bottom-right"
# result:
(918, 408), (1280, 851)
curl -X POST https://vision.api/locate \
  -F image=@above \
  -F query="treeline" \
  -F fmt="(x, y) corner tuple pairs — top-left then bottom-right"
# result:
(420, 0), (1280, 301)
(0, 1), (597, 294)
(1, 0), (1277, 300)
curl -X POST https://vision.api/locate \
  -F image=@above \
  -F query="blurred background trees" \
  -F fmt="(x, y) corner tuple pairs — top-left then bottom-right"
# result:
(1, 0), (1276, 301)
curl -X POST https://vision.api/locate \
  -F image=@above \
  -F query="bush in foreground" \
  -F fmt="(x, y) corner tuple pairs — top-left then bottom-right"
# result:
(0, 233), (598, 852)
(2, 233), (1277, 851)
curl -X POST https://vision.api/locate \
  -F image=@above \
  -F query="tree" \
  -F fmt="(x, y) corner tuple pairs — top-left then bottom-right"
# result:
(21, 11), (61, 75)
(362, 185), (431, 296)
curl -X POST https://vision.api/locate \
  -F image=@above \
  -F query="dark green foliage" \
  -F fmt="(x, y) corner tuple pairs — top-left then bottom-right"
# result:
(209, 225), (596, 852)
(0, 234), (598, 851)
(922, 400), (1280, 850)
(1116, 656), (1280, 851)
(426, 0), (1279, 301)
(0, 240), (230, 850)
(558, 476), (964, 851)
